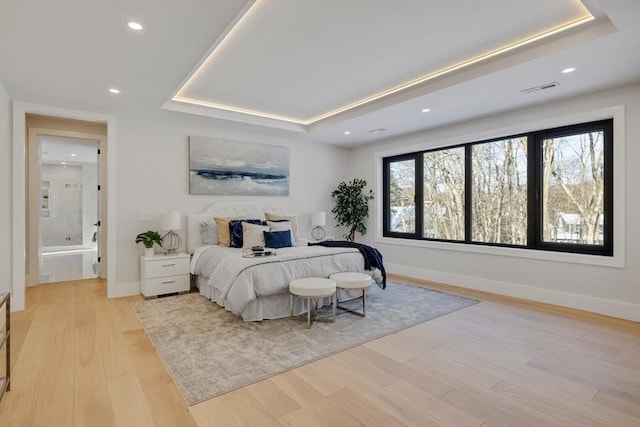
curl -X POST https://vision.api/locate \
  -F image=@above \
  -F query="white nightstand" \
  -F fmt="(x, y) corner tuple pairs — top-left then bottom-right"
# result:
(140, 252), (190, 298)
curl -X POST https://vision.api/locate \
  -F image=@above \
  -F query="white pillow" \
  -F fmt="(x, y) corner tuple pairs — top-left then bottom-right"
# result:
(242, 222), (270, 249)
(264, 213), (298, 240)
(267, 220), (293, 242)
(201, 220), (219, 245)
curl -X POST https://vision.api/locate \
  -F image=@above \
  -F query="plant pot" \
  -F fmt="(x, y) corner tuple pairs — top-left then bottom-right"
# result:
(144, 247), (154, 257)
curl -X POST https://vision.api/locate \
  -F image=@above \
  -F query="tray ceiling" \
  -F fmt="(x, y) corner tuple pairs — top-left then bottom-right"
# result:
(170, 0), (592, 127)
(0, 0), (638, 146)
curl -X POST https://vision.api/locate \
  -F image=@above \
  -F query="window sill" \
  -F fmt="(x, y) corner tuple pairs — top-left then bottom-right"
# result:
(375, 235), (625, 268)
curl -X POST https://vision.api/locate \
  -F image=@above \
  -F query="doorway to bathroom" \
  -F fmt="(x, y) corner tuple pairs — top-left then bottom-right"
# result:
(26, 114), (107, 286)
(39, 136), (99, 283)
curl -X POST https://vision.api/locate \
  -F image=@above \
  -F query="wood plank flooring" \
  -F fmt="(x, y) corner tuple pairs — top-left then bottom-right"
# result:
(0, 276), (638, 426)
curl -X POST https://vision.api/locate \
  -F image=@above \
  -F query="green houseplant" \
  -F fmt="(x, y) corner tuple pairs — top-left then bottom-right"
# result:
(135, 230), (163, 256)
(331, 178), (374, 241)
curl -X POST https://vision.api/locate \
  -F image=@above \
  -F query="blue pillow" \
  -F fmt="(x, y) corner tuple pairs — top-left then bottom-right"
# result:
(229, 219), (263, 248)
(263, 230), (292, 249)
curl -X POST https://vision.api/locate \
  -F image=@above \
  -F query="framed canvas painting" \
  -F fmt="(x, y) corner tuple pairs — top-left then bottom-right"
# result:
(189, 136), (290, 196)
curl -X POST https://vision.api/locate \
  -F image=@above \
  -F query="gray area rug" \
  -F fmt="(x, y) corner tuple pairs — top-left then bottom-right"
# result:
(132, 281), (477, 405)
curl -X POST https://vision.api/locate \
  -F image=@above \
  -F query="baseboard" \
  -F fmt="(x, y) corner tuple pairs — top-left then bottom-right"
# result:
(387, 263), (640, 322)
(107, 280), (140, 299)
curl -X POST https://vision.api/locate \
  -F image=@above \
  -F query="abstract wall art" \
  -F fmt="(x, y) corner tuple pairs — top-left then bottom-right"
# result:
(189, 136), (290, 196)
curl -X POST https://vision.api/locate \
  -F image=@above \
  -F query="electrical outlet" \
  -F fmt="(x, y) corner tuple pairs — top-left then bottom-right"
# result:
(136, 212), (151, 222)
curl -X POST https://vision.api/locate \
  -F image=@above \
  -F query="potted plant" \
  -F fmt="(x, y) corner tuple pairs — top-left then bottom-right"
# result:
(331, 178), (374, 241)
(135, 230), (163, 257)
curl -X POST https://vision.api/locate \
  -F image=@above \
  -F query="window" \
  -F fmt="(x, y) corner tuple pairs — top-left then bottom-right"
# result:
(382, 119), (613, 256)
(534, 122), (612, 254)
(423, 147), (465, 240)
(471, 137), (527, 245)
(387, 157), (416, 233)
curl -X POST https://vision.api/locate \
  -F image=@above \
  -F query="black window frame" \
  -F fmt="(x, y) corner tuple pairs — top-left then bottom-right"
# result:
(382, 119), (613, 256)
(383, 153), (421, 238)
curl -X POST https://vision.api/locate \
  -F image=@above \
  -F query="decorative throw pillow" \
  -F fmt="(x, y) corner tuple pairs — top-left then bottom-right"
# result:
(229, 219), (263, 248)
(200, 219), (218, 245)
(264, 213), (298, 241)
(214, 216), (243, 247)
(263, 230), (292, 249)
(242, 222), (270, 249)
(267, 220), (293, 243)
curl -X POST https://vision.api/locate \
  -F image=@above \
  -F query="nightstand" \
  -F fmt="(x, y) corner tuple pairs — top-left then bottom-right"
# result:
(140, 252), (190, 298)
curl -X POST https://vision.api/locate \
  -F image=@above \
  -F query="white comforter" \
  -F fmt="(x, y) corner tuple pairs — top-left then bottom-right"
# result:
(191, 245), (377, 318)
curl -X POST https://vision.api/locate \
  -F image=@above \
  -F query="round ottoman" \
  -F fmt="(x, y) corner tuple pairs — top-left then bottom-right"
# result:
(289, 277), (337, 328)
(329, 272), (372, 317)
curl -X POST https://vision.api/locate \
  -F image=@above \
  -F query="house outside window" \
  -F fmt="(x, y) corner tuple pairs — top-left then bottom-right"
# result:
(382, 119), (613, 256)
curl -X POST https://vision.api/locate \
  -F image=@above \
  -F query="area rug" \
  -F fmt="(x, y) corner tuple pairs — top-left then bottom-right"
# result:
(132, 281), (477, 405)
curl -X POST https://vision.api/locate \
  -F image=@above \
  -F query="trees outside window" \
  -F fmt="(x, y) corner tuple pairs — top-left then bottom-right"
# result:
(423, 147), (465, 240)
(389, 158), (415, 233)
(541, 130), (605, 245)
(382, 119), (612, 256)
(472, 138), (527, 245)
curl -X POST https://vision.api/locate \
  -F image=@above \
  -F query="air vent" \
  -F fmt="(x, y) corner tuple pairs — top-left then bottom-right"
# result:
(521, 82), (561, 94)
(368, 128), (387, 134)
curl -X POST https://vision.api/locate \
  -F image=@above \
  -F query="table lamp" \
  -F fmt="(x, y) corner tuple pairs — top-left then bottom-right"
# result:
(311, 212), (326, 241)
(160, 211), (182, 253)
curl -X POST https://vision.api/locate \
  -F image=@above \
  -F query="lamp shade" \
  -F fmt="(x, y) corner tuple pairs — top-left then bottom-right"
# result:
(311, 212), (326, 226)
(160, 211), (181, 231)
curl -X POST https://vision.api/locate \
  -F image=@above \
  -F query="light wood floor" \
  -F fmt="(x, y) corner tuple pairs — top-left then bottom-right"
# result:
(1, 276), (638, 427)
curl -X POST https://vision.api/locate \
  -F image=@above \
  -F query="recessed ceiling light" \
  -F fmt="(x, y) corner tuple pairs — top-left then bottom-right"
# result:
(109, 88), (120, 94)
(344, 131), (351, 135)
(127, 21), (143, 31)
(70, 153), (76, 157)
(61, 161), (67, 165)
(421, 108), (431, 113)
(562, 67), (576, 74)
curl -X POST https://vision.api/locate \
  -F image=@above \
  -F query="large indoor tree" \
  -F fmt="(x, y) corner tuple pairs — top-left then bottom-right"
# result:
(331, 178), (375, 241)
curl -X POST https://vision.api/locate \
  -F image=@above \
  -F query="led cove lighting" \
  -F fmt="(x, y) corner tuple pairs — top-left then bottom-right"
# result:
(562, 67), (576, 73)
(127, 21), (143, 31)
(175, 8), (594, 127)
(172, 96), (306, 124)
(109, 88), (120, 94)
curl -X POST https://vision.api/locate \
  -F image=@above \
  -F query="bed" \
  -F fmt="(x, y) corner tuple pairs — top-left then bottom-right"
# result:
(186, 201), (383, 321)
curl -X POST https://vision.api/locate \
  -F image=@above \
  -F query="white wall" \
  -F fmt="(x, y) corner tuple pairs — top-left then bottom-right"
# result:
(0, 81), (10, 295)
(112, 106), (350, 295)
(349, 83), (640, 321)
(5, 77), (637, 320)
(4, 96), (354, 307)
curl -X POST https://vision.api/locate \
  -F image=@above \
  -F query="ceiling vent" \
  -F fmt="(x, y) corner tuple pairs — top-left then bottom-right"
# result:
(368, 128), (387, 134)
(521, 82), (561, 94)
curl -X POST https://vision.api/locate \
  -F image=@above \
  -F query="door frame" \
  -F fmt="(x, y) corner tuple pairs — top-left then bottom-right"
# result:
(27, 128), (106, 285)
(12, 102), (117, 311)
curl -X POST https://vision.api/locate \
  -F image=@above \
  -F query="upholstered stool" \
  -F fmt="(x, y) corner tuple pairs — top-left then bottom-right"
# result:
(289, 277), (337, 328)
(329, 272), (372, 317)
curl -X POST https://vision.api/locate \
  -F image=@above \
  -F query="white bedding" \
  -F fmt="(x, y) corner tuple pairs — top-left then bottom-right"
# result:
(191, 244), (378, 320)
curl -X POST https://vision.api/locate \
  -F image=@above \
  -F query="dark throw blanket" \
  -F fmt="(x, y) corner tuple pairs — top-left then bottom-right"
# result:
(309, 240), (386, 289)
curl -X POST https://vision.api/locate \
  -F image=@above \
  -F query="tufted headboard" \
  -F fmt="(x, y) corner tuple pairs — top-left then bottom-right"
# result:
(186, 200), (291, 254)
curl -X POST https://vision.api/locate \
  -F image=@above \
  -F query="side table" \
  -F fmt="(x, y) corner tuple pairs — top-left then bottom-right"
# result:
(140, 252), (190, 298)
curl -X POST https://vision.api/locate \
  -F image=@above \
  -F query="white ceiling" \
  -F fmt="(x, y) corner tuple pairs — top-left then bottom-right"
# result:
(0, 0), (638, 147)
(40, 136), (98, 164)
